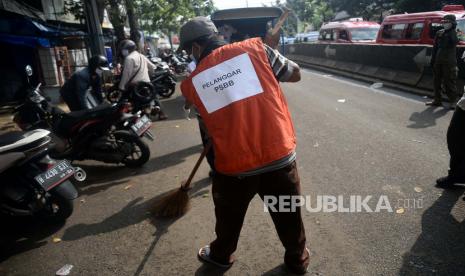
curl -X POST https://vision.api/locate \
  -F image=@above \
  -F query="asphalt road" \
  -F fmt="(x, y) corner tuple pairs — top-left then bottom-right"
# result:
(1, 69), (465, 276)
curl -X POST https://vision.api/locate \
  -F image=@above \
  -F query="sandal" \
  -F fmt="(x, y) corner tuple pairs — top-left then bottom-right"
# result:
(197, 245), (234, 269)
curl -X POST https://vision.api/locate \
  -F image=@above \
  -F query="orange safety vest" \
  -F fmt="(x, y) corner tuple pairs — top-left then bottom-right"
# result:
(181, 37), (296, 174)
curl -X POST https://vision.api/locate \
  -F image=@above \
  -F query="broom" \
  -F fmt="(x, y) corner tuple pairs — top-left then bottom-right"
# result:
(151, 142), (212, 218)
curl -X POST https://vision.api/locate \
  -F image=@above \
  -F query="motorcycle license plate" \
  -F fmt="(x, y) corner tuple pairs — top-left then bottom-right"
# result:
(131, 115), (152, 136)
(34, 160), (75, 191)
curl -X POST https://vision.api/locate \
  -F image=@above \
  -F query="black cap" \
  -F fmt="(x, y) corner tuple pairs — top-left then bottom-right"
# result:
(179, 17), (218, 50)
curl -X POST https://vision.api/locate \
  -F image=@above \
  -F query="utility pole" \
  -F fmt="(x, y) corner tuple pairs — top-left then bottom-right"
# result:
(84, 0), (106, 56)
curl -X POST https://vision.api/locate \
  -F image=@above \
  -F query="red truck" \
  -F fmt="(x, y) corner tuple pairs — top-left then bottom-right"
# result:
(376, 5), (465, 45)
(318, 18), (380, 43)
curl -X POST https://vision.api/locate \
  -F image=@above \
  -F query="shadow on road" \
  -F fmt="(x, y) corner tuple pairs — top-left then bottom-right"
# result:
(407, 106), (449, 129)
(133, 177), (210, 276)
(60, 177), (210, 275)
(0, 216), (65, 262)
(194, 263), (228, 276)
(158, 95), (190, 121)
(74, 144), (203, 195)
(399, 187), (465, 275)
(62, 177), (210, 242)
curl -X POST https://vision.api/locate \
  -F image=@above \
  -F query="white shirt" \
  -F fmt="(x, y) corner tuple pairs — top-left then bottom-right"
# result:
(119, 51), (156, 90)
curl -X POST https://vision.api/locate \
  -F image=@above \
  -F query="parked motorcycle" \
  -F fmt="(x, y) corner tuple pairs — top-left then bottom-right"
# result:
(13, 66), (152, 168)
(161, 53), (188, 74)
(107, 79), (160, 118)
(149, 57), (177, 98)
(0, 128), (84, 222)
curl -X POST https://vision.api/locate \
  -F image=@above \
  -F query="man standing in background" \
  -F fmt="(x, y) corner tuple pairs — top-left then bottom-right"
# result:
(426, 14), (460, 110)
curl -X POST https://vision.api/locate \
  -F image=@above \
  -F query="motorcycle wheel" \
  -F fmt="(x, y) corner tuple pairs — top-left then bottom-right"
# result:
(114, 131), (150, 168)
(40, 190), (74, 222)
(158, 84), (176, 98)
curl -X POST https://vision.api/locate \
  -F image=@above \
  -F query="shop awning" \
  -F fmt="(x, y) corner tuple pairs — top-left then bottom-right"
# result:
(0, 33), (50, 47)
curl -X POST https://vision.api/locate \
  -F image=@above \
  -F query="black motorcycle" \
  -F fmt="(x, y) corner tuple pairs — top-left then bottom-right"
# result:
(0, 128), (84, 222)
(14, 66), (152, 168)
(149, 57), (177, 98)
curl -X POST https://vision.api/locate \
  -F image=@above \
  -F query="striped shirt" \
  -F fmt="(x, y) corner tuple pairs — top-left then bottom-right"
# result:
(264, 44), (299, 82)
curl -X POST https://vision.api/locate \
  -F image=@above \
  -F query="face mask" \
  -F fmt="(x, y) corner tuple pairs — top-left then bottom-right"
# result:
(121, 49), (129, 57)
(444, 23), (453, 30)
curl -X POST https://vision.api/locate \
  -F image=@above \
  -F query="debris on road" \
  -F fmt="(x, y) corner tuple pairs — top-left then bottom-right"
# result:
(56, 264), (73, 276)
(371, 82), (383, 89)
(337, 99), (346, 103)
(175, 125), (180, 128)
(313, 142), (319, 148)
(124, 184), (133, 190)
(414, 187), (423, 193)
(396, 208), (405, 214)
(80, 199), (86, 204)
(52, 237), (62, 243)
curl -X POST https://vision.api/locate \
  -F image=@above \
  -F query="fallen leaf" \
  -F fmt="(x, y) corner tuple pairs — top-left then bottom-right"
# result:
(124, 184), (133, 190)
(414, 187), (423, 193)
(396, 208), (405, 214)
(370, 82), (383, 89)
(337, 99), (346, 103)
(202, 193), (209, 198)
(52, 237), (62, 243)
(56, 264), (73, 276)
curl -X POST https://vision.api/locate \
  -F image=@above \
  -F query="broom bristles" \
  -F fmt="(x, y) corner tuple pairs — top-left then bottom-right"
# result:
(150, 186), (191, 218)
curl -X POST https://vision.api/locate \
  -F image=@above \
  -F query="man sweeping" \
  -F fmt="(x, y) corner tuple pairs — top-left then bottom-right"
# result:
(179, 17), (309, 274)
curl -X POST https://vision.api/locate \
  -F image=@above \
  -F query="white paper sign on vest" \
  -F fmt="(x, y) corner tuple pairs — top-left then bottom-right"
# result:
(192, 53), (263, 113)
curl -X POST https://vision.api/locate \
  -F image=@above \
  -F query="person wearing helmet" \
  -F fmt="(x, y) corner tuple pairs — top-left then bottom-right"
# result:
(118, 39), (168, 120)
(179, 17), (308, 274)
(60, 55), (109, 111)
(426, 14), (460, 109)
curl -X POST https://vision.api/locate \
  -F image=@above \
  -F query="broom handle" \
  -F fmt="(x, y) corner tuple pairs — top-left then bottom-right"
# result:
(264, 8), (290, 49)
(182, 142), (212, 190)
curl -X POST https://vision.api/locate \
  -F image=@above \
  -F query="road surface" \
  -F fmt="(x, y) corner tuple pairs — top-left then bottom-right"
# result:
(1, 69), (464, 275)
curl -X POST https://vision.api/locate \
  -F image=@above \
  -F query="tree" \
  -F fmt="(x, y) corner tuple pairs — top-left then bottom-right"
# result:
(327, 0), (395, 21)
(124, 0), (141, 44)
(136, 0), (215, 40)
(106, 0), (127, 42)
(286, 0), (334, 30)
(395, 0), (465, 13)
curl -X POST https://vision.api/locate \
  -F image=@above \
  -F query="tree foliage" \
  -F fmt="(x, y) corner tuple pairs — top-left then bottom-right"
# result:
(136, 0), (216, 35)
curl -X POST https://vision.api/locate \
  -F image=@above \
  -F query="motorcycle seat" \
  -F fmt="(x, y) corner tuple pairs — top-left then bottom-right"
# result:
(0, 131), (25, 148)
(0, 152), (25, 174)
(0, 129), (50, 154)
(55, 103), (117, 133)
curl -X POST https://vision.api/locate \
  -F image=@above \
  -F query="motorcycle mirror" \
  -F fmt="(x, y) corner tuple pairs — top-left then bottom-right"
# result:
(25, 65), (33, 77)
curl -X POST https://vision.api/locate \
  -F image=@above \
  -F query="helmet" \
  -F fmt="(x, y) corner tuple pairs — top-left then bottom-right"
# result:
(119, 39), (137, 54)
(88, 55), (109, 73)
(443, 14), (457, 22)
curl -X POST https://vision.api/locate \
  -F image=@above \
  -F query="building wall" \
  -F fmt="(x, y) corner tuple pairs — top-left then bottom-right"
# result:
(38, 48), (59, 86)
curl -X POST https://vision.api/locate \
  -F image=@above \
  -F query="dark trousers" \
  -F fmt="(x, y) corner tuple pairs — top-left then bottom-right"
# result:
(433, 63), (459, 103)
(447, 107), (465, 179)
(209, 161), (308, 270)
